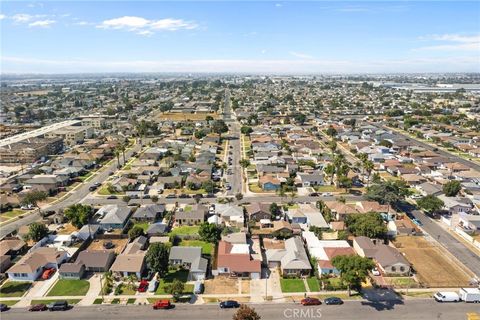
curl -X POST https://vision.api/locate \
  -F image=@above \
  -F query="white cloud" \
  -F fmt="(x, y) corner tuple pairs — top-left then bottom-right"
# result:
(28, 19), (55, 28)
(415, 33), (480, 51)
(0, 14), (6, 20)
(98, 15), (198, 35)
(275, 3), (283, 7)
(73, 21), (91, 26)
(12, 13), (34, 23)
(261, 49), (267, 54)
(289, 51), (313, 59)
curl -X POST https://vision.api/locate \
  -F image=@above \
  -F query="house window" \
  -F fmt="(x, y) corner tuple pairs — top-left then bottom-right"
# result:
(400, 266), (405, 272)
(391, 266), (396, 272)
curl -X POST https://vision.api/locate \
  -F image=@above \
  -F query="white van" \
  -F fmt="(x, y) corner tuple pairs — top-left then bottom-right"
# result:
(433, 291), (460, 302)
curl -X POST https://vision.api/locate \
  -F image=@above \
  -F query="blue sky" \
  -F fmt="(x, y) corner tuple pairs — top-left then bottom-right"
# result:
(1, 1), (479, 73)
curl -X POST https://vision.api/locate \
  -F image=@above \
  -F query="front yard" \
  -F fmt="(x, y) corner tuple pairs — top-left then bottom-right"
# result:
(0, 281), (31, 298)
(155, 269), (193, 295)
(115, 283), (137, 295)
(306, 277), (320, 292)
(0, 210), (26, 222)
(47, 279), (90, 296)
(179, 240), (213, 255)
(280, 279), (306, 293)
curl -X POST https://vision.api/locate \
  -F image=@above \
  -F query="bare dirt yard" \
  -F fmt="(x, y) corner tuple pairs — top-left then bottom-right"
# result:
(204, 277), (238, 295)
(87, 238), (129, 255)
(393, 236), (471, 287)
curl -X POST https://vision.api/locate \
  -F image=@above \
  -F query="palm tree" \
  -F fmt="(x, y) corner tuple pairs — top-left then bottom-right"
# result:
(324, 164), (336, 185)
(114, 149), (121, 169)
(120, 142), (127, 164)
(364, 160), (374, 187)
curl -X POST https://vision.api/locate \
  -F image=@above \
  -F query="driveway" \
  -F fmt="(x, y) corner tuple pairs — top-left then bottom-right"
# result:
(78, 274), (103, 306)
(24, 272), (59, 299)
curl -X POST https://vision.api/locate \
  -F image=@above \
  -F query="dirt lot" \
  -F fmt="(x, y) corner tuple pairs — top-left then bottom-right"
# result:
(204, 277), (238, 295)
(87, 238), (129, 254)
(155, 112), (219, 121)
(393, 236), (471, 287)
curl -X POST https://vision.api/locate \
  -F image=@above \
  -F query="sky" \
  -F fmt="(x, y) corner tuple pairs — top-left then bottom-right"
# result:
(0, 1), (479, 74)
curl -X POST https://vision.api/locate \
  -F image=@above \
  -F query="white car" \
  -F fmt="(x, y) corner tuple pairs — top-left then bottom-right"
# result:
(371, 268), (380, 276)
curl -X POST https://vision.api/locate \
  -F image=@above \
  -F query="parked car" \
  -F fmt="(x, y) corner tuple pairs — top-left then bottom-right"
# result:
(219, 300), (240, 308)
(103, 241), (114, 249)
(371, 267), (380, 276)
(148, 279), (159, 293)
(412, 218), (423, 226)
(301, 297), (322, 306)
(152, 300), (173, 310)
(324, 297), (343, 305)
(0, 304), (9, 312)
(47, 300), (69, 311)
(89, 185), (98, 191)
(434, 292), (460, 302)
(309, 192), (319, 197)
(29, 304), (47, 312)
(42, 268), (56, 280)
(205, 194), (215, 198)
(166, 194), (177, 198)
(179, 194), (190, 198)
(107, 195), (118, 199)
(138, 280), (149, 292)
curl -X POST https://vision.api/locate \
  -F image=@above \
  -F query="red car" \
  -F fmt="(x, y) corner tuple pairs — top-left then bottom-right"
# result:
(41, 268), (55, 280)
(137, 280), (149, 292)
(29, 304), (47, 312)
(152, 300), (172, 310)
(301, 297), (322, 306)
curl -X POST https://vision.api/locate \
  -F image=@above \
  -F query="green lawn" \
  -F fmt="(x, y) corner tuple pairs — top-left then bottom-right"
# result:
(133, 222), (150, 232)
(320, 277), (346, 290)
(93, 298), (104, 304)
(0, 300), (19, 306)
(280, 279), (306, 293)
(306, 278), (320, 292)
(47, 280), (90, 296)
(0, 281), (32, 298)
(156, 269), (192, 295)
(169, 226), (200, 237)
(111, 298), (120, 304)
(179, 240), (213, 255)
(127, 298), (136, 304)
(31, 299), (81, 305)
(115, 283), (137, 295)
(0, 210), (25, 219)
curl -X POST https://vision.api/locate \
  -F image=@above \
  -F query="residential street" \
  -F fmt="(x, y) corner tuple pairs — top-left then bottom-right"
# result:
(2, 300), (478, 320)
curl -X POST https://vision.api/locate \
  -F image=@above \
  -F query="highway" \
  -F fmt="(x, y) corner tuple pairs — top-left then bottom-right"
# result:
(0, 143), (142, 238)
(399, 202), (480, 278)
(2, 300), (478, 320)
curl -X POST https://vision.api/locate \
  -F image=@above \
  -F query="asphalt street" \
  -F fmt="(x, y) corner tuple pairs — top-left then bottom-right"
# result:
(2, 300), (478, 320)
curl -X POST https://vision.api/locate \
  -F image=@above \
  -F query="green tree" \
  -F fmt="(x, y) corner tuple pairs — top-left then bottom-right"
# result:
(443, 180), (461, 197)
(232, 304), (261, 320)
(26, 222), (49, 242)
(128, 225), (145, 239)
(332, 255), (374, 296)
(366, 180), (411, 207)
(212, 120), (228, 138)
(240, 126), (253, 135)
(202, 180), (216, 194)
(239, 159), (250, 168)
(269, 203), (281, 218)
(165, 279), (185, 300)
(325, 126), (337, 137)
(378, 140), (393, 148)
(145, 243), (170, 277)
(64, 204), (93, 228)
(417, 195), (444, 213)
(21, 191), (48, 207)
(345, 212), (387, 238)
(235, 193), (243, 201)
(199, 222), (222, 243)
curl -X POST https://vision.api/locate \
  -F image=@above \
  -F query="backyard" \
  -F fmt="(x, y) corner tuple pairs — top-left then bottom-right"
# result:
(0, 281), (31, 298)
(47, 279), (90, 296)
(169, 225), (200, 237)
(179, 239), (213, 255)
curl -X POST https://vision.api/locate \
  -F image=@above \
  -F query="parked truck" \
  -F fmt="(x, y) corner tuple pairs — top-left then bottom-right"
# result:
(459, 288), (480, 303)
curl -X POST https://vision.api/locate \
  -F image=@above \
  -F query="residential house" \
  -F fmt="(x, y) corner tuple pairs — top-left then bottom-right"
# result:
(168, 247), (208, 281)
(110, 237), (146, 278)
(353, 236), (410, 276)
(75, 250), (116, 272)
(296, 172), (324, 187)
(175, 204), (206, 225)
(131, 204), (166, 222)
(246, 203), (272, 222)
(215, 240), (261, 279)
(97, 205), (132, 230)
(7, 247), (68, 281)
